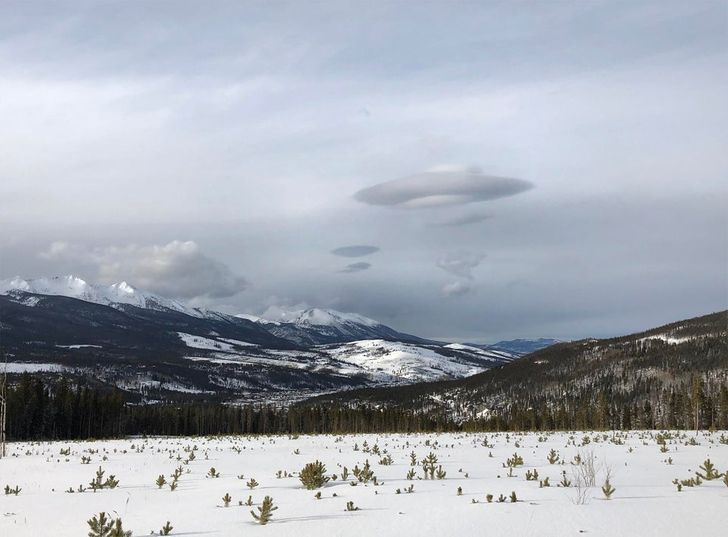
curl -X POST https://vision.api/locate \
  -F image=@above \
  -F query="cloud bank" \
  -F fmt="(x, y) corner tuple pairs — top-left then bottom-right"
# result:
(40, 240), (247, 299)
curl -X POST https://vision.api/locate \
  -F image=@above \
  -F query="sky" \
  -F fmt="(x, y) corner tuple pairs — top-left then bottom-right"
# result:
(0, 0), (726, 342)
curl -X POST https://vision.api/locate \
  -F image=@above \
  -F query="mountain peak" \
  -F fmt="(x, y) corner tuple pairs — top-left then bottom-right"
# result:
(0, 274), (195, 317)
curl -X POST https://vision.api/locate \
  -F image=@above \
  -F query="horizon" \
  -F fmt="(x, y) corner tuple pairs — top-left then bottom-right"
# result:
(1, 1), (726, 342)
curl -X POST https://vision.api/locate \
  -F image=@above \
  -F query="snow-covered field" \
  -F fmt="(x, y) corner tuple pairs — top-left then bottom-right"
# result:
(1, 431), (727, 536)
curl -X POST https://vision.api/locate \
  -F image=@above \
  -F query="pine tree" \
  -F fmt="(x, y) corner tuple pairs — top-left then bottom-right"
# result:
(159, 521), (173, 536)
(108, 518), (131, 537)
(87, 512), (113, 537)
(251, 496), (277, 525)
(696, 458), (723, 480)
(299, 461), (330, 489)
(601, 478), (615, 499)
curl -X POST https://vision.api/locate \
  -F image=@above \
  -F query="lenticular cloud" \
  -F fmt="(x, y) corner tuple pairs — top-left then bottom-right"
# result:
(354, 166), (533, 209)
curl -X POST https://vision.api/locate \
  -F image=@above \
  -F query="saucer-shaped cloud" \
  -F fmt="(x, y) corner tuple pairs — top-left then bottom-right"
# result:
(331, 245), (380, 257)
(354, 166), (533, 209)
(340, 262), (372, 273)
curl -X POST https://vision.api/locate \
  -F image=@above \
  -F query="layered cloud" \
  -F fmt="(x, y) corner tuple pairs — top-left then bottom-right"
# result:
(354, 166), (533, 209)
(433, 211), (492, 227)
(39, 240), (247, 299)
(339, 261), (372, 273)
(436, 251), (485, 279)
(331, 245), (380, 257)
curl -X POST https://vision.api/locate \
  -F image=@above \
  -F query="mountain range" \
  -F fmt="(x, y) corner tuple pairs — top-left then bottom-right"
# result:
(0, 275), (541, 402)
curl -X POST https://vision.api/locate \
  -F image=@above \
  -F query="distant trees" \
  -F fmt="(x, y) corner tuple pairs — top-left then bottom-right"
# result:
(3, 367), (728, 441)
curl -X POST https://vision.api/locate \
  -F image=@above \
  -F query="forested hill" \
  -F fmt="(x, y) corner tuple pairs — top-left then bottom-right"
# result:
(302, 311), (728, 430)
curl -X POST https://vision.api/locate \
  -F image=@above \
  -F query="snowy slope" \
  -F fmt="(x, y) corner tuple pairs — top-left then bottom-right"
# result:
(0, 275), (198, 316)
(241, 306), (430, 345)
(0, 275), (517, 401)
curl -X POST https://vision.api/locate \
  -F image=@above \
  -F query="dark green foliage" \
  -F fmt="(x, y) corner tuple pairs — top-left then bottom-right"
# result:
(87, 512), (113, 537)
(160, 521), (173, 536)
(299, 461), (329, 489)
(222, 493), (232, 507)
(345, 501), (359, 511)
(87, 512), (130, 537)
(4, 485), (21, 495)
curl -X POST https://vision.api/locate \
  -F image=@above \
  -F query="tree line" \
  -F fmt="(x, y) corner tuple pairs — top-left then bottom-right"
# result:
(4, 374), (728, 441)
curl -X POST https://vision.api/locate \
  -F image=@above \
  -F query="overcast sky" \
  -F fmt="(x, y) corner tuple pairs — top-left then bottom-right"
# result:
(1, 1), (726, 342)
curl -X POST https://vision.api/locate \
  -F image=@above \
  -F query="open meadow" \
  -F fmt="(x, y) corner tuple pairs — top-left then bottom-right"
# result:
(1, 431), (727, 536)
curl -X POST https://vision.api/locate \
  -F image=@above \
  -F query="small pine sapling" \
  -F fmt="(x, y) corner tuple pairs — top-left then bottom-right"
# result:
(251, 496), (277, 525)
(696, 459), (724, 481)
(345, 501), (359, 511)
(87, 512), (113, 537)
(222, 493), (232, 507)
(601, 478), (615, 499)
(4, 485), (21, 496)
(246, 478), (259, 490)
(510, 491), (518, 503)
(108, 518), (131, 537)
(160, 521), (173, 536)
(299, 461), (330, 489)
(156, 475), (167, 489)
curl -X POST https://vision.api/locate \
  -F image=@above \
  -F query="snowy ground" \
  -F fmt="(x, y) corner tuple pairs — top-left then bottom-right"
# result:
(1, 431), (727, 536)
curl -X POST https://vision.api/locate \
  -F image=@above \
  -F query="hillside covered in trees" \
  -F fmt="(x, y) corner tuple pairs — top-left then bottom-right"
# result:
(305, 311), (728, 431)
(2, 311), (726, 440)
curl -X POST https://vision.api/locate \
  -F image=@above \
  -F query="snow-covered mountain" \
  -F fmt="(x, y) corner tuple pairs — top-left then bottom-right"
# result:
(0, 275), (519, 402)
(0, 275), (198, 316)
(237, 307), (431, 345)
(482, 338), (561, 356)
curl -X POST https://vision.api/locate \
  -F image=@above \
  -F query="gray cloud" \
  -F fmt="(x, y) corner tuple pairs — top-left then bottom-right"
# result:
(354, 166), (533, 209)
(436, 251), (485, 279)
(433, 211), (492, 227)
(339, 261), (372, 273)
(331, 245), (380, 257)
(442, 281), (473, 297)
(39, 240), (247, 299)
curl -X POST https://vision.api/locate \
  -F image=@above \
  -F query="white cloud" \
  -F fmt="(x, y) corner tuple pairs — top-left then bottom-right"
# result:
(441, 281), (473, 297)
(39, 240), (247, 299)
(436, 251), (485, 279)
